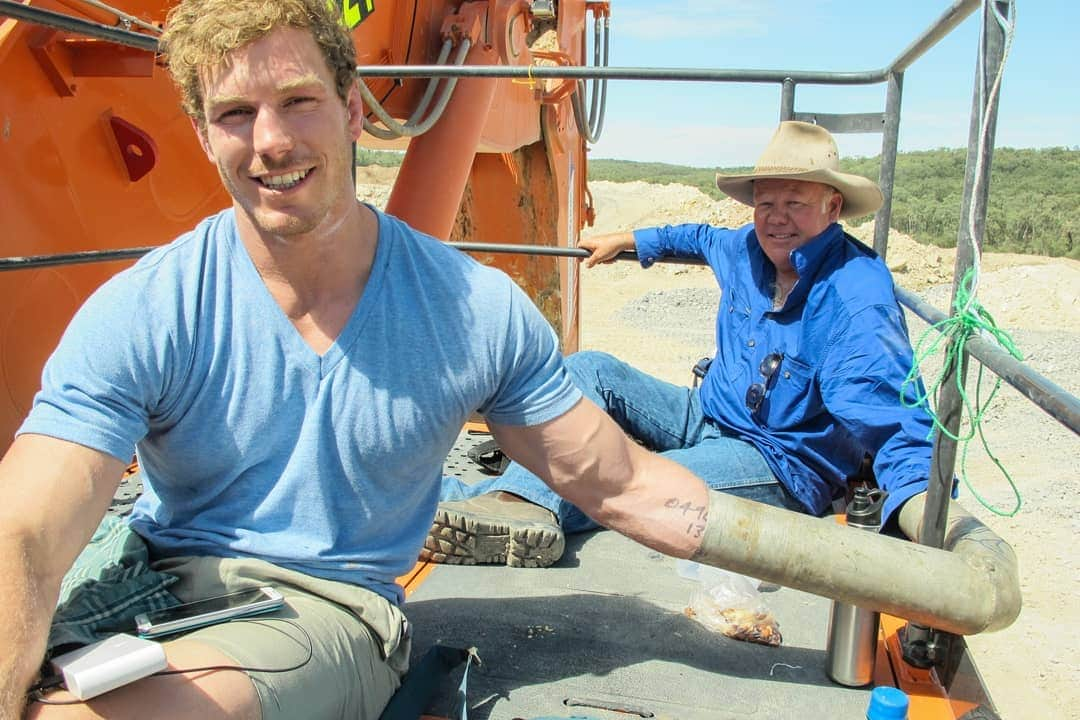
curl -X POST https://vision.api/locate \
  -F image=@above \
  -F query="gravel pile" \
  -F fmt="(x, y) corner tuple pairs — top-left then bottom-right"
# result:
(617, 287), (718, 349)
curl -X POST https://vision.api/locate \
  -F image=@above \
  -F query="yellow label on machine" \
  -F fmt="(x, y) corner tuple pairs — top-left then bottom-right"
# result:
(332, 0), (374, 29)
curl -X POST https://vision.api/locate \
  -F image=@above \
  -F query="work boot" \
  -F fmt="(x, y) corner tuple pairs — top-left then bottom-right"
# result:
(422, 492), (565, 568)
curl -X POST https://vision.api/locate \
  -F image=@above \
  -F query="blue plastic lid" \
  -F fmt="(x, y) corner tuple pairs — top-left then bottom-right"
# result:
(867, 686), (910, 720)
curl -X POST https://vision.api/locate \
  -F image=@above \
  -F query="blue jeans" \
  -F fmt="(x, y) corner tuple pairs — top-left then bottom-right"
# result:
(441, 351), (806, 534)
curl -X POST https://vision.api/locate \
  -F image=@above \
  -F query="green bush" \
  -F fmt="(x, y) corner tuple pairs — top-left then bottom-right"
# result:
(355, 147), (405, 167)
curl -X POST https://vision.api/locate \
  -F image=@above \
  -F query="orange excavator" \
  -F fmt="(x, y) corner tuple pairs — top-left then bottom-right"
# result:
(0, 0), (600, 443)
(1, 1), (1067, 718)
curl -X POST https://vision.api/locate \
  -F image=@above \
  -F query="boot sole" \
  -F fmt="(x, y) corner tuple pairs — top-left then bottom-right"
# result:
(421, 507), (565, 568)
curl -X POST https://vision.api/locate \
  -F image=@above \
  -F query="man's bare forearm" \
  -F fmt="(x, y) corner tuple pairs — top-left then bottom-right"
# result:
(492, 399), (711, 559)
(0, 535), (54, 719)
(0, 436), (126, 718)
(588, 442), (710, 559)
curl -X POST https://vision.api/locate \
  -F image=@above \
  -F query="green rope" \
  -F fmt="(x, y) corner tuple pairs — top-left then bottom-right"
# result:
(901, 267), (1025, 517)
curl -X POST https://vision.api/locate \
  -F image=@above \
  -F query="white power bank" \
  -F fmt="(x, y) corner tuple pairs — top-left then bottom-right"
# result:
(50, 633), (167, 700)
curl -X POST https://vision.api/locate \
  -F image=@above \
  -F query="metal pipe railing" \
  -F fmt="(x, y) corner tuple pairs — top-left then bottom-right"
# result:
(779, 78), (796, 121)
(888, 0), (981, 74)
(354, 64), (888, 85)
(0, 0), (979, 90)
(896, 287), (1080, 439)
(355, 0), (980, 86)
(923, 0), (1012, 553)
(3, 241), (1074, 444)
(0, 248), (156, 271)
(0, 0), (158, 51)
(874, 71), (905, 260)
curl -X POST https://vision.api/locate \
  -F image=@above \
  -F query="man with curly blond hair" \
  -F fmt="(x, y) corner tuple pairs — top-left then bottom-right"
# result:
(1, 0), (713, 717)
(161, 0), (359, 126)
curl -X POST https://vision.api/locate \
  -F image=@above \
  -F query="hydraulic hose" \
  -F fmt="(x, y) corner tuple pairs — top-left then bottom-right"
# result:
(691, 490), (1021, 635)
(360, 39), (470, 140)
(570, 10), (609, 144)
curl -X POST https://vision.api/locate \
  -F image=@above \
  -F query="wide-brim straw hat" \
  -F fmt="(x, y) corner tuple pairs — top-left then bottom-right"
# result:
(714, 121), (883, 219)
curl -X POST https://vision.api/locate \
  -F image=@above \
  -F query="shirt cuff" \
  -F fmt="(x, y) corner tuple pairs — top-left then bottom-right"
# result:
(632, 228), (663, 268)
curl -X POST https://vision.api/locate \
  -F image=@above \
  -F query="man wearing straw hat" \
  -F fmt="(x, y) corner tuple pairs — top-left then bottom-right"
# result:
(430, 121), (935, 567)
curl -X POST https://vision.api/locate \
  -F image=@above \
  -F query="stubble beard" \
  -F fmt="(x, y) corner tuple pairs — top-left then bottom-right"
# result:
(224, 129), (355, 240)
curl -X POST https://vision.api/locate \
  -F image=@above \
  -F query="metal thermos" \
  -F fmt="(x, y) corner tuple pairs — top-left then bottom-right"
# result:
(824, 487), (887, 687)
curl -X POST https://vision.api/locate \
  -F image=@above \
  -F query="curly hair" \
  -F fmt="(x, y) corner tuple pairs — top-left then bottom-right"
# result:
(159, 0), (356, 126)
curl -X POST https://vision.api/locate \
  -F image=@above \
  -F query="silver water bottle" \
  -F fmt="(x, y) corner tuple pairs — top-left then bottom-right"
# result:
(824, 487), (887, 687)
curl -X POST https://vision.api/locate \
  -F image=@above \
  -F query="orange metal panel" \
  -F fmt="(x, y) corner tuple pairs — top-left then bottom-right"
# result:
(0, 1), (229, 451)
(1, 0), (589, 440)
(397, 559), (438, 598)
(449, 146), (567, 344)
(384, 44), (499, 238)
(878, 613), (980, 720)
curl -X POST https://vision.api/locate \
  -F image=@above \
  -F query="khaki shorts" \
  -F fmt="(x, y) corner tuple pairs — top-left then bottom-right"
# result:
(151, 556), (410, 720)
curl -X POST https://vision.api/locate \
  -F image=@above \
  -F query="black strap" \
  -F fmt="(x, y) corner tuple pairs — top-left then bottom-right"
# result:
(466, 439), (509, 475)
(691, 356), (712, 388)
(378, 645), (472, 720)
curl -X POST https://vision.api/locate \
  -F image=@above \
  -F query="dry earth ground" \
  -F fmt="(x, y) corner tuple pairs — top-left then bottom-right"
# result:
(359, 169), (1080, 720)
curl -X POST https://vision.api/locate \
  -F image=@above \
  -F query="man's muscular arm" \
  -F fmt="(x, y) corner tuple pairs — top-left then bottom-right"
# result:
(0, 435), (124, 719)
(490, 397), (709, 559)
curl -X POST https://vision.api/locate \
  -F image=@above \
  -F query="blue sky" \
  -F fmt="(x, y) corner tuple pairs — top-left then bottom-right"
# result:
(587, 1), (1076, 168)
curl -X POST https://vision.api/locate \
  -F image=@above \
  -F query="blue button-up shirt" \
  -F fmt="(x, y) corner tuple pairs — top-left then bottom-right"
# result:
(634, 221), (931, 525)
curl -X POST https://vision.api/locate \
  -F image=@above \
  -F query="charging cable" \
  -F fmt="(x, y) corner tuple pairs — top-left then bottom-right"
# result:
(29, 617), (313, 706)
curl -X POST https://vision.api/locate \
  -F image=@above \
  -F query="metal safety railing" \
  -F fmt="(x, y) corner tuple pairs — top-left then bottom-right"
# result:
(0, 0), (159, 50)
(3, 4), (1062, 432)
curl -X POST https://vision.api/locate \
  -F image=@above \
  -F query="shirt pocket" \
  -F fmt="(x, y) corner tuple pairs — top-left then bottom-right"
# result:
(758, 354), (823, 430)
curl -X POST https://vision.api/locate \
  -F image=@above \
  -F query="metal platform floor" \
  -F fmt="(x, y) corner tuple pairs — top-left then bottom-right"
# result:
(407, 431), (875, 719)
(406, 528), (875, 719)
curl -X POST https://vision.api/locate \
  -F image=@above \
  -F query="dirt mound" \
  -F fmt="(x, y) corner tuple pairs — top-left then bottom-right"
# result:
(355, 164), (397, 208)
(919, 262), (1080, 333)
(585, 180), (752, 236)
(845, 222), (955, 289)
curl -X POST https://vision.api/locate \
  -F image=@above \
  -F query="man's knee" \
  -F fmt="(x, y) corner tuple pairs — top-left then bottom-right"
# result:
(565, 349), (613, 370)
(565, 350), (624, 387)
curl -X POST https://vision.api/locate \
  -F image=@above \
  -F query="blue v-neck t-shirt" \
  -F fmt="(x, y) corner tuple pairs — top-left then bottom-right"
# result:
(20, 207), (580, 602)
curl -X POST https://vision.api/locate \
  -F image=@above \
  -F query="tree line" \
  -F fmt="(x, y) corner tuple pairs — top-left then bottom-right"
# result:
(357, 146), (1079, 259)
(588, 147), (1079, 259)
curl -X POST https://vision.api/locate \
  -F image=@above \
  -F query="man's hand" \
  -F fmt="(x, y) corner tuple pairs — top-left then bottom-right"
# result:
(578, 232), (636, 268)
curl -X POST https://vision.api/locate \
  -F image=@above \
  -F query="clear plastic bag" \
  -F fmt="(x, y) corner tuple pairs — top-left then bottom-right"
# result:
(678, 560), (783, 647)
